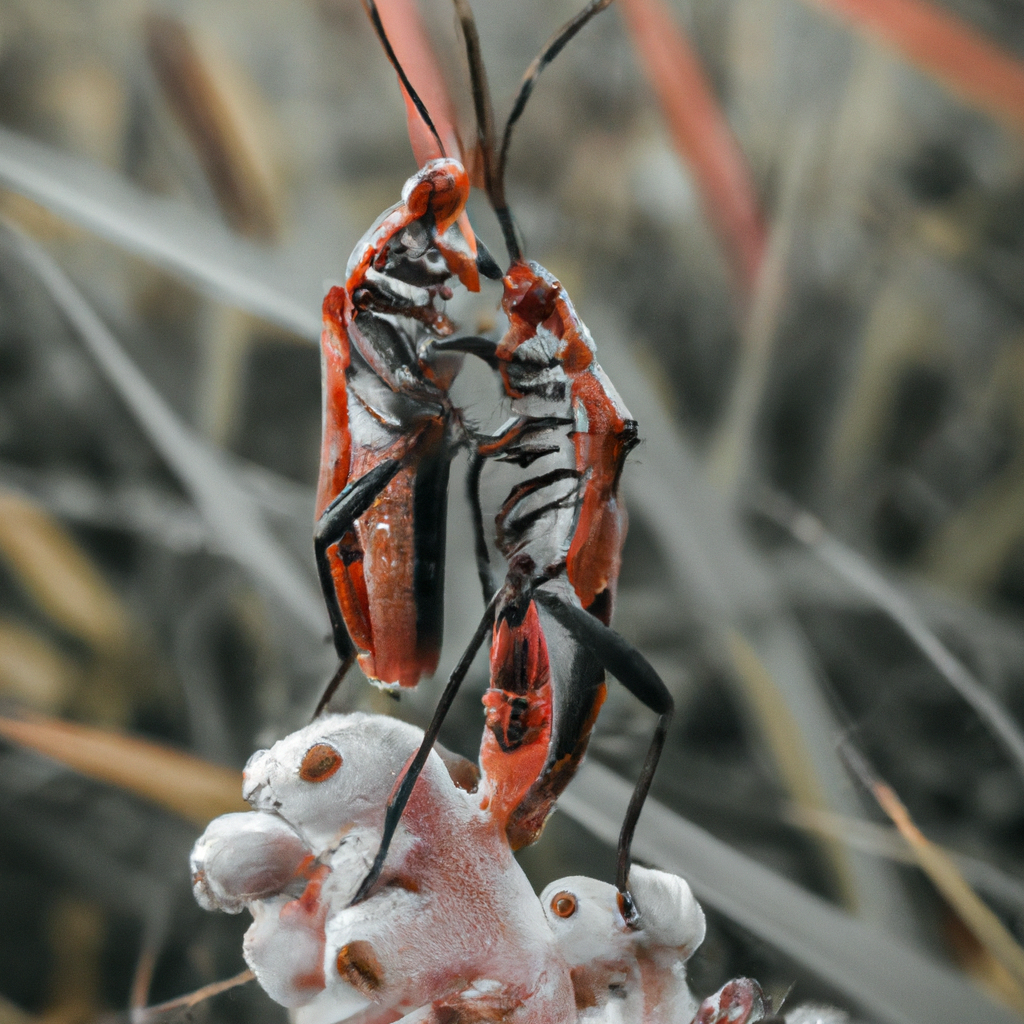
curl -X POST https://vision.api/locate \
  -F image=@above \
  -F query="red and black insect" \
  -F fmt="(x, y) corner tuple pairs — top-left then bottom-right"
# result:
(313, 0), (502, 701)
(353, 0), (674, 923)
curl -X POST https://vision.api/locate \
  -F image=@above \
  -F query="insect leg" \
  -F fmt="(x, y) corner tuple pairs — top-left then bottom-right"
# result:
(350, 588), (501, 905)
(312, 654), (356, 720)
(465, 450), (495, 603)
(532, 588), (673, 921)
(460, 415), (575, 605)
(475, 238), (504, 281)
(313, 459), (403, 707)
(432, 335), (498, 367)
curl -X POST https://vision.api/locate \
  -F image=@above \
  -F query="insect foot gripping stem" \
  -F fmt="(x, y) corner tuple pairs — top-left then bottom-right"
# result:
(190, 712), (579, 1024)
(540, 865), (706, 1024)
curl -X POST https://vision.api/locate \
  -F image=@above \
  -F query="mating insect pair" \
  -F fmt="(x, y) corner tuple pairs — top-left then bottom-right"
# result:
(313, 0), (673, 914)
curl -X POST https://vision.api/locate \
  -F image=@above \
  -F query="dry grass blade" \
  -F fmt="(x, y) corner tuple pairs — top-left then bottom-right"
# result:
(725, 628), (855, 904)
(760, 489), (1024, 782)
(1, 221), (328, 639)
(0, 489), (130, 652)
(0, 126), (320, 338)
(708, 129), (812, 496)
(783, 804), (1024, 916)
(0, 619), (81, 711)
(0, 713), (246, 825)
(801, 0), (1024, 134)
(618, 0), (766, 298)
(145, 15), (280, 240)
(561, 760), (1021, 1024)
(129, 971), (255, 1024)
(840, 741), (1024, 1007)
(591, 303), (913, 935)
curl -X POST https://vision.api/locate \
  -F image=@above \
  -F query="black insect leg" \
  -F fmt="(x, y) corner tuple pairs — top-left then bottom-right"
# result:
(432, 335), (499, 367)
(466, 450), (496, 604)
(312, 459), (403, 716)
(350, 588), (501, 904)
(475, 238), (504, 281)
(312, 653), (356, 720)
(533, 588), (673, 924)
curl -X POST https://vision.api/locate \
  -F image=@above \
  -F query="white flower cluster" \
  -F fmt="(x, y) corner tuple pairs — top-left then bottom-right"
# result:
(190, 712), (716, 1024)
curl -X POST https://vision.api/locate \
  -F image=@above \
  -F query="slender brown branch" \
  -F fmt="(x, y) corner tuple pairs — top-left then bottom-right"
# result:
(130, 971), (255, 1023)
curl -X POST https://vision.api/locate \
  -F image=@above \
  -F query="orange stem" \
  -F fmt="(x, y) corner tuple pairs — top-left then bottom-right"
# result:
(805, 0), (1024, 134)
(619, 0), (766, 299)
(377, 0), (464, 166)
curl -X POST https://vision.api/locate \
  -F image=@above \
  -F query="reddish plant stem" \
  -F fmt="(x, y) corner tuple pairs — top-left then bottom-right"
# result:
(619, 0), (767, 300)
(805, 0), (1024, 135)
(377, 0), (465, 166)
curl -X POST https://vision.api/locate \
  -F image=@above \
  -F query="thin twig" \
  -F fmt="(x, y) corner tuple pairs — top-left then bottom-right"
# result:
(129, 895), (172, 1016)
(130, 970), (255, 1023)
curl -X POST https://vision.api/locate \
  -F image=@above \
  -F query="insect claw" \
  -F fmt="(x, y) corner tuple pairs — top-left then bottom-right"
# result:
(617, 889), (641, 930)
(433, 335), (500, 367)
(475, 238), (504, 280)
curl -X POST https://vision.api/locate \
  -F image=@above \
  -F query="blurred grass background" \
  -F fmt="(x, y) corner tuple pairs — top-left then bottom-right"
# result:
(1, 0), (1024, 1021)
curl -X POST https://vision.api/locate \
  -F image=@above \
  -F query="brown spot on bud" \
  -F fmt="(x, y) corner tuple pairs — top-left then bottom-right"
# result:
(551, 891), (577, 918)
(299, 743), (342, 782)
(336, 941), (384, 996)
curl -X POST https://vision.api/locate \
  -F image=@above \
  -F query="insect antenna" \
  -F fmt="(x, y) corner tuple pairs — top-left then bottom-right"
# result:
(362, 0), (447, 159)
(451, 0), (521, 261)
(497, 0), (614, 209)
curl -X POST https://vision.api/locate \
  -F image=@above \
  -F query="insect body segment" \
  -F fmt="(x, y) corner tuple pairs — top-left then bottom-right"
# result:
(494, 258), (639, 621)
(315, 154), (498, 692)
(436, 0), (669, 908)
(346, 158), (480, 317)
(477, 560), (555, 843)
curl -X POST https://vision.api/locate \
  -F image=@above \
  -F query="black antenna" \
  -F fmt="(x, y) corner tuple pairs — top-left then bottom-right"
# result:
(362, 0), (447, 159)
(450, 0), (521, 262)
(497, 0), (614, 197)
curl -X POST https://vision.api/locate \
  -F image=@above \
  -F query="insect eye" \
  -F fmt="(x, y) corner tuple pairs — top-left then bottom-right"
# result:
(299, 743), (342, 782)
(550, 891), (577, 918)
